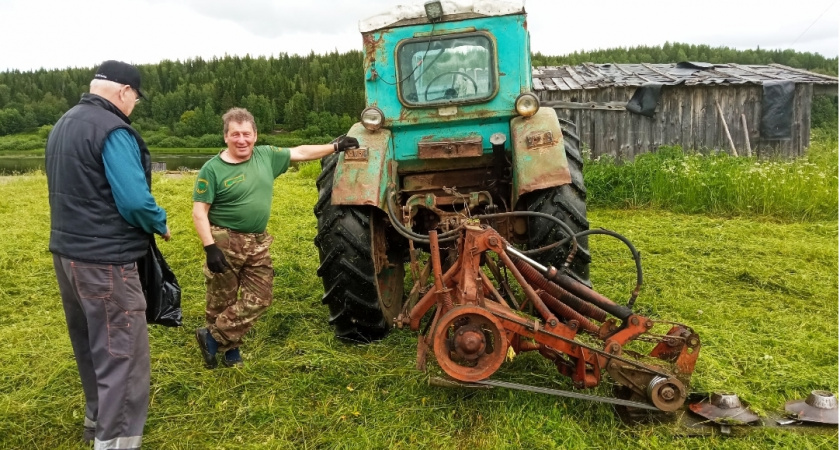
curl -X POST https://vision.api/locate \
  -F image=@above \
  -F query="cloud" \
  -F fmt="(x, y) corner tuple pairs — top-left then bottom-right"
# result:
(143, 0), (395, 37)
(527, 0), (839, 57)
(0, 0), (836, 71)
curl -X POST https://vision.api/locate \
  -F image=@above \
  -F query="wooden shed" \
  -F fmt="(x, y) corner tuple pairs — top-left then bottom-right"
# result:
(533, 63), (838, 159)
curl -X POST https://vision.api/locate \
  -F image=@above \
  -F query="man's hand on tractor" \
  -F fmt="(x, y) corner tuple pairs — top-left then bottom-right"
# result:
(204, 244), (232, 273)
(333, 135), (360, 153)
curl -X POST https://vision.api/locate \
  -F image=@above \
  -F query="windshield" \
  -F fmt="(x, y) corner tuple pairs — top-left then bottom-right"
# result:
(397, 33), (496, 106)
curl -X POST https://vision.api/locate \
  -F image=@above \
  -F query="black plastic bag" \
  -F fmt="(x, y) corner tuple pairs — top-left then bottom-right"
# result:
(139, 238), (183, 327)
(626, 82), (663, 117)
(760, 80), (794, 140)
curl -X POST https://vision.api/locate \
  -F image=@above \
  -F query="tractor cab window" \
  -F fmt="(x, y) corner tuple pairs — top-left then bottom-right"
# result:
(397, 33), (496, 106)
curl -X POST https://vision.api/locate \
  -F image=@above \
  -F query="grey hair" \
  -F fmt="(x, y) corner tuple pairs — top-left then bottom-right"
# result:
(222, 108), (257, 135)
(89, 78), (123, 94)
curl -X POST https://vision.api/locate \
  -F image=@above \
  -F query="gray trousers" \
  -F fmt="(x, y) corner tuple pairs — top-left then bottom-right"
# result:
(53, 254), (149, 450)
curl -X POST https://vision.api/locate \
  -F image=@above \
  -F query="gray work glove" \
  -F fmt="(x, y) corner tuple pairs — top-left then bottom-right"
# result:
(204, 244), (232, 273)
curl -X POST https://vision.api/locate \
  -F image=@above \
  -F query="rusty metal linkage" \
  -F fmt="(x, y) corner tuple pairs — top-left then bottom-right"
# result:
(401, 224), (701, 412)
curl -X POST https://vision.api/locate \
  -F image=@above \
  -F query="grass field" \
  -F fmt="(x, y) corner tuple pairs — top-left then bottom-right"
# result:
(0, 166), (836, 449)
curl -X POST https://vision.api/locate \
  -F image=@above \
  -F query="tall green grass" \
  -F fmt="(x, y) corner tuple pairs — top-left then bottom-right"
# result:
(147, 147), (221, 155)
(0, 132), (45, 151)
(584, 129), (839, 221)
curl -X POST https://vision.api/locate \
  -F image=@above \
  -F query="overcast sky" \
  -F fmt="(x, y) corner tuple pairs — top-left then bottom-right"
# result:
(1, 0), (837, 72)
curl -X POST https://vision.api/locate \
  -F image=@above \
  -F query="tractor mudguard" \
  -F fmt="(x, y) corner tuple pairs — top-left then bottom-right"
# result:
(331, 123), (392, 209)
(510, 107), (572, 207)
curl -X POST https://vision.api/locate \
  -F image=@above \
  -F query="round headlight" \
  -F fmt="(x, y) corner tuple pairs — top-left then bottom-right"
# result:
(515, 93), (540, 117)
(361, 107), (384, 131)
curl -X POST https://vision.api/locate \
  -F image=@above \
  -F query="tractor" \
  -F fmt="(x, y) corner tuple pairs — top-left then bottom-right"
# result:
(313, 0), (700, 413)
(314, 0), (588, 342)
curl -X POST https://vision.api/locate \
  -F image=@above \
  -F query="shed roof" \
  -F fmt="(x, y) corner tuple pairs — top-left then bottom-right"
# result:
(532, 62), (838, 91)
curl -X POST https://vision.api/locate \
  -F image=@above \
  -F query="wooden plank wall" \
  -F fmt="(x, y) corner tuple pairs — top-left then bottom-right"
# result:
(542, 84), (812, 159)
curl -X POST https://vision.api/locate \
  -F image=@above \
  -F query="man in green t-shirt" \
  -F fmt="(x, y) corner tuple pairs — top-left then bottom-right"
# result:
(192, 107), (359, 369)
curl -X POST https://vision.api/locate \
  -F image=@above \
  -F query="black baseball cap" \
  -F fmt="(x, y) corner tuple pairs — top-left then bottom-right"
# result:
(94, 60), (147, 99)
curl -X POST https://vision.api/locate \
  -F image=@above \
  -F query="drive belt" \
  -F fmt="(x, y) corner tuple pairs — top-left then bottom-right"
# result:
(474, 379), (661, 411)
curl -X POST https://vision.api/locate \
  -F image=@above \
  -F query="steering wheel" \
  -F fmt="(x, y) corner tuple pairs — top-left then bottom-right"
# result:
(424, 71), (479, 101)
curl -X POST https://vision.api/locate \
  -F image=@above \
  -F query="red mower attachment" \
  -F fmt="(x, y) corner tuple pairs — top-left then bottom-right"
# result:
(399, 223), (701, 413)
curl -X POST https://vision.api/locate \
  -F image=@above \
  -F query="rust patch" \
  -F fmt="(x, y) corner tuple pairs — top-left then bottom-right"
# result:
(526, 130), (555, 149)
(510, 108), (572, 202)
(363, 33), (384, 63)
(418, 136), (483, 159)
(398, 154), (495, 174)
(344, 148), (369, 161)
(332, 124), (389, 207)
(471, 107), (504, 119)
(398, 107), (419, 123)
(518, 170), (572, 197)
(372, 223), (389, 269)
(402, 168), (490, 192)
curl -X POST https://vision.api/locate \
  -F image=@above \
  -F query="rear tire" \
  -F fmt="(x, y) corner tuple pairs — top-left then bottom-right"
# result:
(521, 119), (591, 286)
(314, 154), (405, 342)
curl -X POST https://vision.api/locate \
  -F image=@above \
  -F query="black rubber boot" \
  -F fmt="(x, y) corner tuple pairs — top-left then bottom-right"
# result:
(195, 328), (218, 369)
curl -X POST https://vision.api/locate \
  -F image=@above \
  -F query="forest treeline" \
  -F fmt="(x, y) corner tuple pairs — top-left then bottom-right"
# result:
(0, 42), (836, 147)
(532, 42), (839, 75)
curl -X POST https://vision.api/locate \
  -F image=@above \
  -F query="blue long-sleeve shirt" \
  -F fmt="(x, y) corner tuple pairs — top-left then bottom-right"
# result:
(102, 129), (168, 236)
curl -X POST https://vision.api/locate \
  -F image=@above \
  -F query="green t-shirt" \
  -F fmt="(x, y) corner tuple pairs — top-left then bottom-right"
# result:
(193, 145), (291, 233)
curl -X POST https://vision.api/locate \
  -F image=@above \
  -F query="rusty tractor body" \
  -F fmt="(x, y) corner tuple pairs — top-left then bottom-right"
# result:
(315, 0), (589, 342)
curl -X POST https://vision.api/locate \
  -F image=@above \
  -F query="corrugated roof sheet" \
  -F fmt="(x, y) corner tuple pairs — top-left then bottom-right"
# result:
(532, 62), (838, 91)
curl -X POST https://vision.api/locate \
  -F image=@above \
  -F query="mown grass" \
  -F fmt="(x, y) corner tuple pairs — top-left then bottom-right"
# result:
(584, 128), (839, 221)
(0, 167), (836, 449)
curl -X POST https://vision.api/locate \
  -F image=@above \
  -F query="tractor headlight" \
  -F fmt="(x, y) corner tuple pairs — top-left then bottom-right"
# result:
(424, 0), (443, 21)
(361, 107), (384, 131)
(515, 92), (540, 117)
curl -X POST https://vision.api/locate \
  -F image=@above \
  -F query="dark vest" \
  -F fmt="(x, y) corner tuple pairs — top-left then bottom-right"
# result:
(46, 94), (152, 264)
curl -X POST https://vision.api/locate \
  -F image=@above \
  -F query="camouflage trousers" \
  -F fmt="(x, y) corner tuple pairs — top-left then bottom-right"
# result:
(205, 225), (274, 351)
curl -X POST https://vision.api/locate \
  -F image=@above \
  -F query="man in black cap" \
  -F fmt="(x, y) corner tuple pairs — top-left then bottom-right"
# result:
(46, 60), (169, 449)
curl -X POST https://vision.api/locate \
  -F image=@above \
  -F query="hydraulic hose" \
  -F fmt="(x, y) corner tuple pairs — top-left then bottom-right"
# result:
(510, 224), (643, 308)
(574, 229), (643, 308)
(474, 211), (578, 251)
(385, 188), (460, 244)
(385, 186), (642, 308)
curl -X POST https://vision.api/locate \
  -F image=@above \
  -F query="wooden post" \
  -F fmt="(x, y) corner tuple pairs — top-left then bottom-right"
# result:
(715, 99), (738, 157)
(740, 114), (752, 157)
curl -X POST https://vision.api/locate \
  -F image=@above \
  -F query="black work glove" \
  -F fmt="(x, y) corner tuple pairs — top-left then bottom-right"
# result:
(204, 243), (232, 273)
(333, 135), (360, 153)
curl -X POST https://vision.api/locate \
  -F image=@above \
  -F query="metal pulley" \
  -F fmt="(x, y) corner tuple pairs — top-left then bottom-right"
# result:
(431, 305), (508, 382)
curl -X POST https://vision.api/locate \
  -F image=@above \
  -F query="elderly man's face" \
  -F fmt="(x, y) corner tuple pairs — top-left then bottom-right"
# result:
(224, 121), (257, 162)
